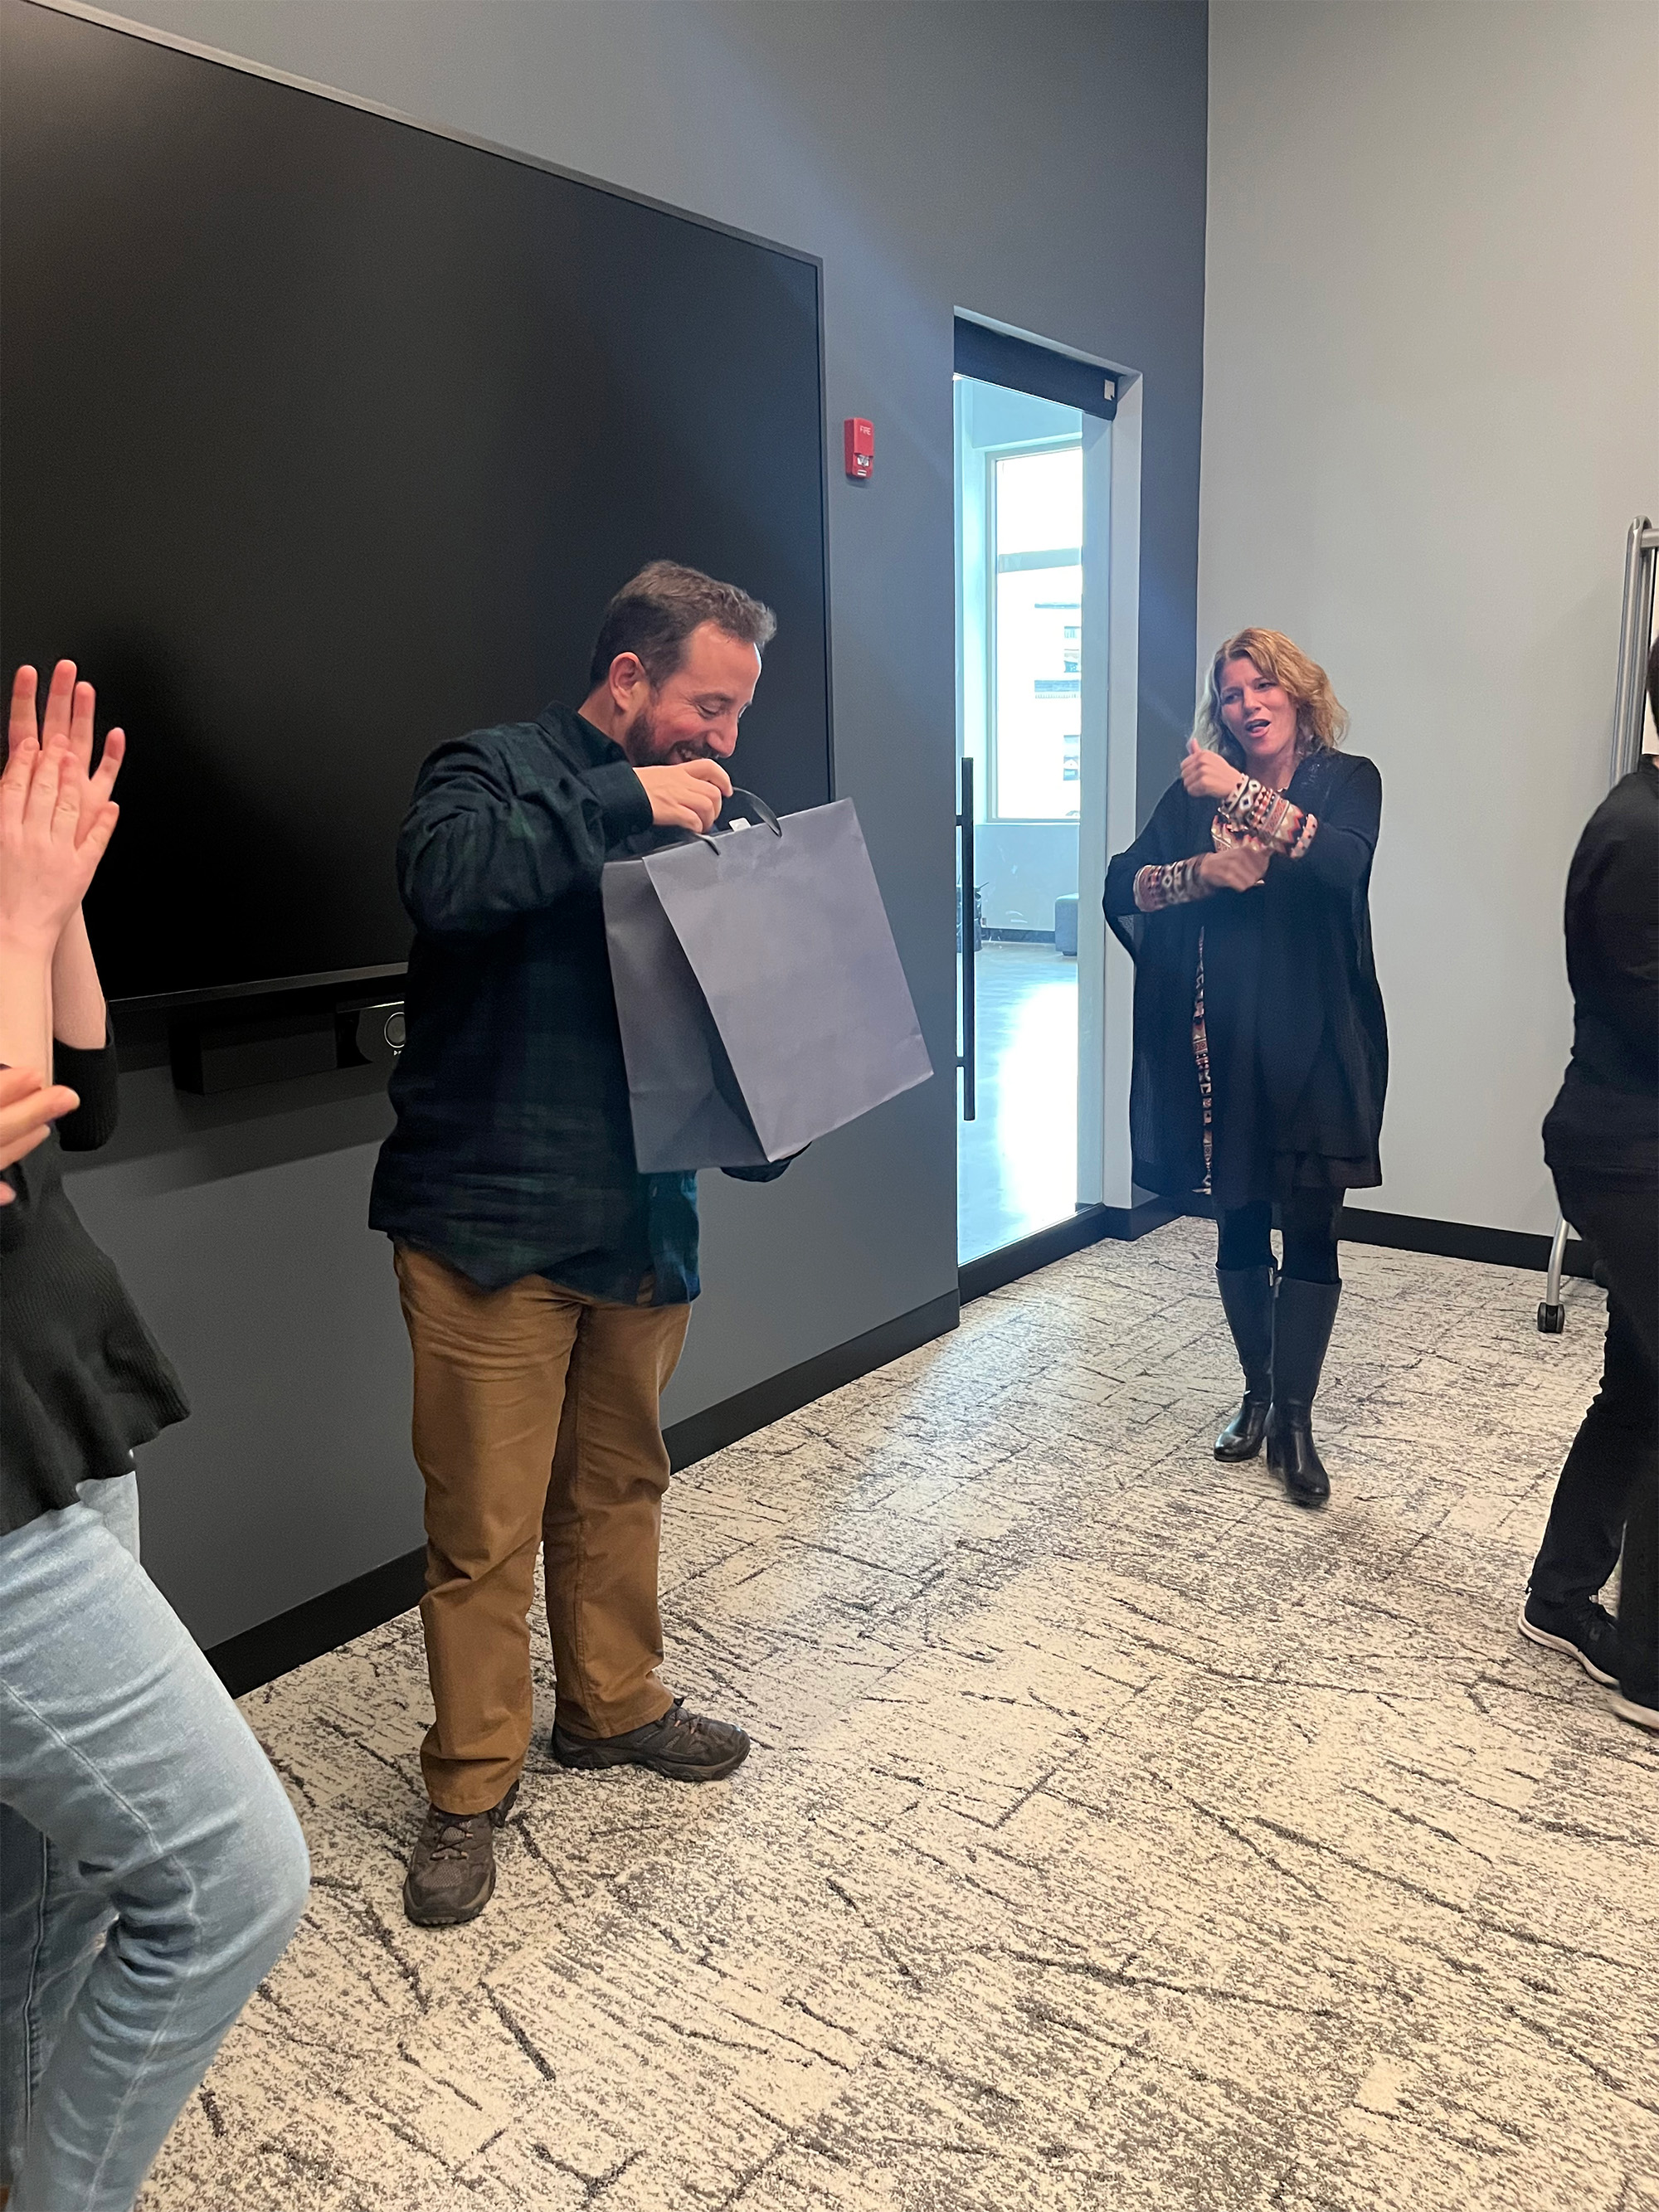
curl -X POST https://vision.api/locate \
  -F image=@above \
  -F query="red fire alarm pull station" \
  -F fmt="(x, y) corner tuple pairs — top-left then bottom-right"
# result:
(844, 416), (873, 480)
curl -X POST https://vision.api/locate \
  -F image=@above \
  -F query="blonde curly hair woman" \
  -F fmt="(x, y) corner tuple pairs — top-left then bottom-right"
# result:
(1190, 626), (1349, 757)
(1104, 628), (1388, 1509)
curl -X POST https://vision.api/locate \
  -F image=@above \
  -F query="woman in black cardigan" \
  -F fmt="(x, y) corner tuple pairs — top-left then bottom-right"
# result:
(1104, 629), (1386, 1507)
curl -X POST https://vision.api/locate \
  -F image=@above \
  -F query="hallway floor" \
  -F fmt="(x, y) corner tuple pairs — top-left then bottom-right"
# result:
(144, 1224), (1657, 2212)
(958, 941), (1079, 1264)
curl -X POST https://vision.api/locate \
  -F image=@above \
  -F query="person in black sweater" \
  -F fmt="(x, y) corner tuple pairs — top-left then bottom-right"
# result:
(0, 663), (310, 2210)
(1518, 635), (1659, 1731)
(1105, 629), (1386, 1509)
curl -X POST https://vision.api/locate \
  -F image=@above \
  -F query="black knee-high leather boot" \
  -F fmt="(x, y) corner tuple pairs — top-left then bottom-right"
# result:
(1266, 1278), (1341, 1507)
(1214, 1266), (1275, 1461)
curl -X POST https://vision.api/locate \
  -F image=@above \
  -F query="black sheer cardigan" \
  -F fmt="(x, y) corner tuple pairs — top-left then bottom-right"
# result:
(1103, 748), (1388, 1208)
(0, 1026), (189, 1538)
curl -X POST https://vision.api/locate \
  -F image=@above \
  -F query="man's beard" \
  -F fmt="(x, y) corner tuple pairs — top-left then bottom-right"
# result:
(622, 701), (720, 768)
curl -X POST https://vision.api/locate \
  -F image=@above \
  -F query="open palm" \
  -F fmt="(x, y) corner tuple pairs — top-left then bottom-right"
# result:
(8, 660), (125, 845)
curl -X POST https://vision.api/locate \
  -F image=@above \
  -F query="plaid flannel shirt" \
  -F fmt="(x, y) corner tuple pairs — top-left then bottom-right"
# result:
(371, 702), (757, 1303)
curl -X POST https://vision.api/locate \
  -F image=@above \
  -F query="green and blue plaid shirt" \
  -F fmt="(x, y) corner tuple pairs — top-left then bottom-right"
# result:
(370, 702), (779, 1304)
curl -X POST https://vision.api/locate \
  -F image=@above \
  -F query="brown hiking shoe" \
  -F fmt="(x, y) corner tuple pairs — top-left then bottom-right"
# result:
(550, 1698), (750, 1782)
(401, 1781), (518, 1927)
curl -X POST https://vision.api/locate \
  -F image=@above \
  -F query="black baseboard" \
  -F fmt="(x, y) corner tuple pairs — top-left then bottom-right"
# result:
(660, 1287), (961, 1472)
(1171, 1196), (1590, 1279)
(1337, 1204), (1593, 1278)
(980, 927), (1057, 945)
(204, 1286), (961, 1699)
(207, 1546), (428, 1699)
(206, 1198), (1580, 1699)
(960, 1197), (1180, 1304)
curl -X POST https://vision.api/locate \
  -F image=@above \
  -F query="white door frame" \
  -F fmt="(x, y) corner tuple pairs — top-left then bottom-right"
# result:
(1077, 373), (1141, 1208)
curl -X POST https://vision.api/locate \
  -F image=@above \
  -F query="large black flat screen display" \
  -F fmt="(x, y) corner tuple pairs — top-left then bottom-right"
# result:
(0, 0), (831, 1005)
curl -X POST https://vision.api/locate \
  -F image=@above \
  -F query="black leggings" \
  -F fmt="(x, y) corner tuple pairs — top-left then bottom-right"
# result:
(1217, 1195), (1342, 1283)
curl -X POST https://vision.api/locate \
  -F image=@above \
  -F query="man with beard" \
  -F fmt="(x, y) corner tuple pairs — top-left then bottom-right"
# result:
(371, 562), (784, 1925)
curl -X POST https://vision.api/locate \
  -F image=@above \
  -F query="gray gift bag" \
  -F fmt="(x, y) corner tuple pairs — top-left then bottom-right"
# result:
(602, 793), (932, 1171)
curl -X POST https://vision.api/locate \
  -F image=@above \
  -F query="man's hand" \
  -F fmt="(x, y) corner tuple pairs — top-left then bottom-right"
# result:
(635, 759), (732, 835)
(8, 662), (125, 847)
(1198, 841), (1271, 893)
(0, 1064), (79, 1205)
(1180, 737), (1245, 803)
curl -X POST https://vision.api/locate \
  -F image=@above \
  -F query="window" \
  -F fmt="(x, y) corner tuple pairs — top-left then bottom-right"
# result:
(990, 443), (1082, 821)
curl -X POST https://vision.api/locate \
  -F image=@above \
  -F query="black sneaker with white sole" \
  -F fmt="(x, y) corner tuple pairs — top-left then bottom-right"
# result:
(1606, 1685), (1659, 1733)
(1517, 1592), (1620, 1685)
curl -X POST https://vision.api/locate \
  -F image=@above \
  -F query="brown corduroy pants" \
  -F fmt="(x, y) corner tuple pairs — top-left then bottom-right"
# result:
(394, 1245), (691, 1815)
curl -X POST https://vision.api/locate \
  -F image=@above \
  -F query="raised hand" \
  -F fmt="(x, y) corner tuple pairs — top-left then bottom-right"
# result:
(0, 1064), (80, 1204)
(0, 733), (120, 951)
(1198, 840), (1272, 893)
(1180, 735), (1245, 803)
(635, 758), (732, 835)
(9, 661), (126, 846)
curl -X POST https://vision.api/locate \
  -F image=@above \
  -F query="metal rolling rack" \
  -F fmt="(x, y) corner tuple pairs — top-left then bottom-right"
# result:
(1538, 514), (1659, 1333)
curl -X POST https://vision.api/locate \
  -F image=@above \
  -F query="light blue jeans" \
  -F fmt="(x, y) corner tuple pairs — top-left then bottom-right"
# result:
(0, 1475), (310, 2210)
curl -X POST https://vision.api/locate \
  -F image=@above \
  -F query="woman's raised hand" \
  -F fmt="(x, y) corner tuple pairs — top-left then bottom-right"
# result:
(1180, 736), (1245, 803)
(9, 661), (126, 847)
(1198, 841), (1272, 893)
(0, 725), (120, 952)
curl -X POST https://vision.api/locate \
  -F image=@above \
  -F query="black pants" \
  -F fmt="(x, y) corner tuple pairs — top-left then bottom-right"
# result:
(1528, 1177), (1658, 1701)
(1217, 1194), (1342, 1284)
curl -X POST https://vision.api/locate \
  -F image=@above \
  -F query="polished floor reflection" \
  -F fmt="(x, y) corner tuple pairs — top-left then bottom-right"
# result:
(958, 940), (1078, 1263)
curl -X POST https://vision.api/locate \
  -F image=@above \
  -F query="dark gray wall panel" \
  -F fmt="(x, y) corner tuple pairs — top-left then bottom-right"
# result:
(64, 1072), (416, 1650)
(56, 0), (1208, 1645)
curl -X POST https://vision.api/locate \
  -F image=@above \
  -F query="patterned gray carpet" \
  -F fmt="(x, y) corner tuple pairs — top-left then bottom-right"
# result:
(141, 1223), (1657, 2212)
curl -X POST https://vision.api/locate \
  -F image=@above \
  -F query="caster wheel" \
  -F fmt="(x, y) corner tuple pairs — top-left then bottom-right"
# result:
(1537, 1302), (1565, 1334)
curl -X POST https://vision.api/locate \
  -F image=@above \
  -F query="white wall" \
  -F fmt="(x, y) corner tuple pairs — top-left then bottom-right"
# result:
(1200, 0), (1659, 1235)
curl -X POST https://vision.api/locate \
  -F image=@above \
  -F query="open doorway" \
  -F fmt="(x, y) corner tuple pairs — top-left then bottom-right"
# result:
(954, 323), (1117, 1270)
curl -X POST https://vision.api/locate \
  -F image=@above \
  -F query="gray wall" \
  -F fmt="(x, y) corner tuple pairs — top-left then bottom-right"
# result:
(1199, 0), (1659, 1237)
(64, 0), (1208, 1648)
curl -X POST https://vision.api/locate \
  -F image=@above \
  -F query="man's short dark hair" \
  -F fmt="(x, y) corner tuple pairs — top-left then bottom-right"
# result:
(588, 561), (777, 691)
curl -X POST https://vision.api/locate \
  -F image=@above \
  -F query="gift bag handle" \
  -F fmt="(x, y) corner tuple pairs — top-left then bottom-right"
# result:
(698, 787), (783, 849)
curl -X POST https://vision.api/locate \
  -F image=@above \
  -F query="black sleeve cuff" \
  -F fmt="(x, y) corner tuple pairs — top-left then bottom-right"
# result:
(586, 761), (653, 843)
(52, 1022), (119, 1152)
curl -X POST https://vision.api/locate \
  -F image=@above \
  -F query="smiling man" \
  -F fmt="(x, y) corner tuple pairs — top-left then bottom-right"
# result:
(370, 562), (781, 1927)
